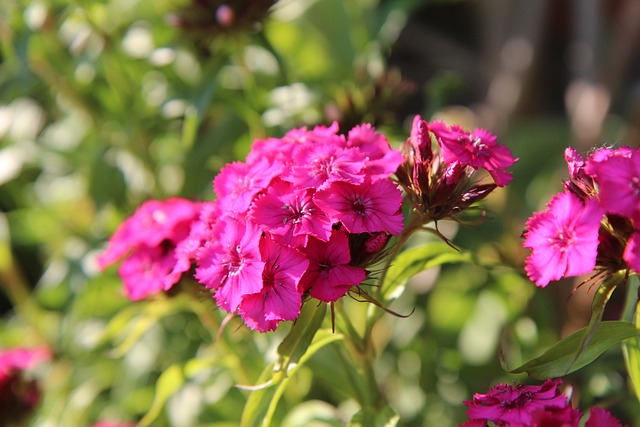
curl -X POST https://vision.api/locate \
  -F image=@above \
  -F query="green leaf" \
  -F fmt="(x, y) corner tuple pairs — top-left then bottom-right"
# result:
(623, 275), (640, 403)
(349, 406), (400, 427)
(563, 271), (625, 374)
(240, 329), (343, 427)
(509, 321), (637, 379)
(274, 301), (327, 382)
(139, 364), (185, 426)
(382, 242), (471, 299)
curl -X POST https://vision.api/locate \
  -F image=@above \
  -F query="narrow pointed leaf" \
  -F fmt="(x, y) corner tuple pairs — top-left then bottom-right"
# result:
(240, 330), (343, 427)
(139, 364), (185, 426)
(274, 301), (327, 381)
(509, 321), (637, 379)
(623, 276), (640, 403)
(566, 271), (625, 373)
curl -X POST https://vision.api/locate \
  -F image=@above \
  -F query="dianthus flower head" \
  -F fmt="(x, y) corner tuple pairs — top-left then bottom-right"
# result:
(345, 123), (405, 180)
(97, 198), (202, 300)
(97, 198), (201, 269)
(530, 406), (581, 427)
(238, 236), (309, 332)
(289, 142), (366, 190)
(463, 379), (569, 427)
(314, 178), (404, 235)
(195, 218), (264, 312)
(524, 191), (604, 287)
(395, 116), (510, 227)
(0, 347), (50, 426)
(249, 179), (332, 243)
(429, 120), (518, 187)
(584, 407), (627, 427)
(299, 231), (366, 302)
(213, 158), (282, 215)
(587, 147), (640, 223)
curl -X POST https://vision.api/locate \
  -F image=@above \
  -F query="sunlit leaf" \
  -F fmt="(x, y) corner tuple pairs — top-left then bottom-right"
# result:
(623, 275), (640, 403)
(509, 321), (637, 379)
(274, 301), (327, 382)
(566, 271), (626, 372)
(241, 328), (343, 427)
(382, 242), (471, 300)
(139, 364), (185, 427)
(350, 406), (400, 427)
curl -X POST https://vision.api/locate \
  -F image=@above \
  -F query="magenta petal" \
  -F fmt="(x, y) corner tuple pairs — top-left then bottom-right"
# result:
(118, 247), (176, 301)
(523, 192), (603, 287)
(314, 179), (404, 235)
(585, 407), (625, 427)
(624, 232), (640, 271)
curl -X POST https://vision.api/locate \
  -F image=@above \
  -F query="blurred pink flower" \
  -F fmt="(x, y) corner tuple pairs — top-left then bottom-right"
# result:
(530, 406), (581, 427)
(98, 198), (202, 300)
(585, 407), (627, 427)
(0, 347), (50, 425)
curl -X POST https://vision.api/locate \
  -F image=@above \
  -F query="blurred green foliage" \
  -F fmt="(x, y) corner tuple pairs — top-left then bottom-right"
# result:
(1, 0), (639, 426)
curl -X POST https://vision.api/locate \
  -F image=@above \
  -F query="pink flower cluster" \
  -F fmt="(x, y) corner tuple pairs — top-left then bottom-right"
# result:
(395, 116), (518, 226)
(99, 123), (406, 332)
(0, 347), (50, 425)
(98, 198), (203, 300)
(462, 379), (627, 427)
(523, 146), (640, 287)
(188, 122), (405, 332)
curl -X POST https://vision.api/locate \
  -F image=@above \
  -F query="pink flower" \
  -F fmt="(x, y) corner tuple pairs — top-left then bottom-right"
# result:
(314, 179), (404, 235)
(0, 347), (50, 425)
(195, 219), (264, 312)
(213, 158), (281, 214)
(583, 146), (634, 177)
(0, 347), (49, 376)
(98, 198), (202, 300)
(430, 121), (518, 186)
(97, 198), (201, 269)
(624, 232), (640, 271)
(524, 191), (604, 287)
(117, 246), (178, 301)
(531, 406), (581, 427)
(565, 147), (586, 180)
(464, 379), (569, 426)
(345, 124), (404, 180)
(299, 231), (366, 302)
(167, 201), (221, 286)
(289, 143), (366, 190)
(588, 149), (640, 222)
(585, 407), (627, 427)
(250, 179), (332, 242)
(238, 236), (309, 332)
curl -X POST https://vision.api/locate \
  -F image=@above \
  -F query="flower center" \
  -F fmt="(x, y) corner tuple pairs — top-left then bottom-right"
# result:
(470, 136), (489, 156)
(630, 176), (640, 196)
(226, 245), (245, 276)
(549, 228), (576, 251)
(351, 195), (369, 217)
